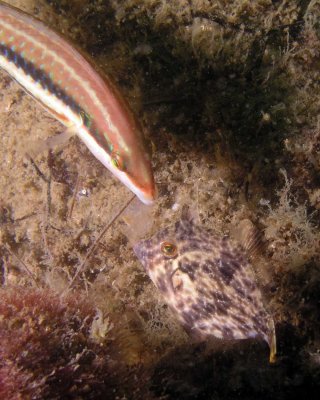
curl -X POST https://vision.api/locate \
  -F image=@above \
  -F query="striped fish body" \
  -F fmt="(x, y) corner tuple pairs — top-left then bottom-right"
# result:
(0, 1), (155, 204)
(134, 216), (276, 362)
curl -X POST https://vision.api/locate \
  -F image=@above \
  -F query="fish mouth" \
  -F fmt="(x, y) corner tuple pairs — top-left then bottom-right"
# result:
(126, 176), (157, 205)
(75, 125), (156, 203)
(139, 195), (155, 205)
(136, 183), (157, 205)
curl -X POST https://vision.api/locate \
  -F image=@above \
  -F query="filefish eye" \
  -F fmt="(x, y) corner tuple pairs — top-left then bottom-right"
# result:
(160, 241), (178, 258)
(111, 152), (125, 171)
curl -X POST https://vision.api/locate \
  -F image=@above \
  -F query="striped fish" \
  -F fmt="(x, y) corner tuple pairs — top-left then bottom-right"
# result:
(134, 212), (277, 362)
(0, 1), (155, 204)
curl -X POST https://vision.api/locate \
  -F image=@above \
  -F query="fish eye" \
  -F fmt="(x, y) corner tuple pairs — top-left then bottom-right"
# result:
(160, 241), (178, 258)
(79, 110), (91, 128)
(111, 152), (125, 171)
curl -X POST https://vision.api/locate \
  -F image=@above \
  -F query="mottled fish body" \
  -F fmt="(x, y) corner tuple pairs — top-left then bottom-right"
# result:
(134, 215), (276, 362)
(0, 1), (155, 204)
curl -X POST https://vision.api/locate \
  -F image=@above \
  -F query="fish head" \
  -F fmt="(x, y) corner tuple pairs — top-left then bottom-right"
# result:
(133, 225), (177, 282)
(108, 140), (156, 206)
(133, 218), (206, 293)
(99, 90), (156, 205)
(80, 96), (156, 205)
(133, 218), (222, 337)
(79, 120), (156, 204)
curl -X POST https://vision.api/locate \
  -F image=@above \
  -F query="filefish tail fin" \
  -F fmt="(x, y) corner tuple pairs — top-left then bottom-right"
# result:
(268, 317), (277, 363)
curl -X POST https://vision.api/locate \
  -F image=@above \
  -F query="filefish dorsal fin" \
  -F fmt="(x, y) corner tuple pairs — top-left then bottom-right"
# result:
(232, 219), (264, 259)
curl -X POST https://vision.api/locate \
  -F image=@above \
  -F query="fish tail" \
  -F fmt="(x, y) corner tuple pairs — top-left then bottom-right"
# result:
(268, 317), (277, 363)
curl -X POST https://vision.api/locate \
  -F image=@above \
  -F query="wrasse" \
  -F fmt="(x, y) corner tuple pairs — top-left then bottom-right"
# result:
(0, 1), (155, 204)
(134, 211), (277, 362)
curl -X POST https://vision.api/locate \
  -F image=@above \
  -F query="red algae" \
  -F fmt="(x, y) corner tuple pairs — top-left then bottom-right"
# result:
(0, 286), (153, 399)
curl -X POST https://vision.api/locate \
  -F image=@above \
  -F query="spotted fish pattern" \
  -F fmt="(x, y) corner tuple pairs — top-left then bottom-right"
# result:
(134, 216), (276, 362)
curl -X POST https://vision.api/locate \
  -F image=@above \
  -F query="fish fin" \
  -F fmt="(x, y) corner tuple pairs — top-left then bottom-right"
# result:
(13, 77), (78, 157)
(47, 127), (76, 147)
(25, 128), (76, 158)
(232, 219), (264, 259)
(268, 317), (277, 363)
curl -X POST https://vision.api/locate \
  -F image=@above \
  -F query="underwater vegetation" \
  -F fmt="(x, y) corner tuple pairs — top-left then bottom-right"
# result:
(0, 0), (320, 398)
(0, 286), (155, 399)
